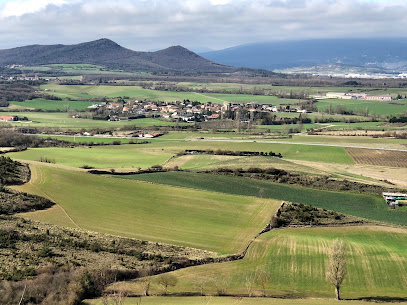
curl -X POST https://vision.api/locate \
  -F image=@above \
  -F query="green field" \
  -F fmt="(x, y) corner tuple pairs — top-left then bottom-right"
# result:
(165, 155), (327, 177)
(116, 171), (407, 226)
(316, 98), (407, 116)
(324, 121), (407, 130)
(117, 226), (407, 299)
(84, 296), (407, 305)
(38, 135), (138, 144)
(268, 134), (407, 146)
(6, 138), (355, 166)
(7, 146), (174, 168)
(160, 132), (256, 139)
(40, 84), (303, 105)
(146, 140), (355, 164)
(3, 112), (183, 129)
(14, 165), (280, 253)
(177, 82), (407, 98)
(9, 98), (95, 111)
(42, 132), (407, 149)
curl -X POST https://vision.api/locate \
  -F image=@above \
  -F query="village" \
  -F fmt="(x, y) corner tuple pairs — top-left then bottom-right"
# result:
(84, 99), (308, 123)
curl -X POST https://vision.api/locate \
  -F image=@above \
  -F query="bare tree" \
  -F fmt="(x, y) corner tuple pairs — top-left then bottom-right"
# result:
(255, 268), (270, 297)
(326, 239), (347, 300)
(192, 277), (209, 296)
(101, 294), (110, 305)
(157, 274), (178, 295)
(101, 290), (127, 305)
(139, 278), (151, 297)
(138, 268), (153, 296)
(214, 276), (231, 296)
(244, 273), (256, 297)
(110, 290), (127, 305)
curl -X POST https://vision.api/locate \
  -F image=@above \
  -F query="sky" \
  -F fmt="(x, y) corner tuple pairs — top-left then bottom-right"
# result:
(0, 0), (406, 52)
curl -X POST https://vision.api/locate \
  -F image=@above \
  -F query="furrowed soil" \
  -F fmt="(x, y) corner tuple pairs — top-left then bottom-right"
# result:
(346, 148), (407, 168)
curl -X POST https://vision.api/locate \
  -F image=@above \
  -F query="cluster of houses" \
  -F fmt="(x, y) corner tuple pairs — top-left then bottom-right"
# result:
(88, 100), (307, 122)
(326, 92), (392, 101)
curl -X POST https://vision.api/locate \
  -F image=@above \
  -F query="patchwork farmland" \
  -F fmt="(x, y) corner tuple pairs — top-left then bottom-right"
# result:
(1, 77), (407, 305)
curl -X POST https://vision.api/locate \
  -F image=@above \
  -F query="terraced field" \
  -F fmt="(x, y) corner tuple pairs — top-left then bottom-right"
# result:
(114, 226), (407, 299)
(13, 165), (280, 253)
(346, 148), (407, 168)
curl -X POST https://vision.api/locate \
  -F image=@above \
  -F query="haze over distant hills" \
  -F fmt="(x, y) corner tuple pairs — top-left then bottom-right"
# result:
(201, 38), (407, 72)
(0, 38), (236, 73)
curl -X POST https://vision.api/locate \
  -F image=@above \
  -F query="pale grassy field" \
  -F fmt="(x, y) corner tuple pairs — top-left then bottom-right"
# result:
(14, 164), (281, 254)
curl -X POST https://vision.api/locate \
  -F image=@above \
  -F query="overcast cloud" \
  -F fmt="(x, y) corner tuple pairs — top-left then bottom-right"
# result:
(0, 0), (406, 51)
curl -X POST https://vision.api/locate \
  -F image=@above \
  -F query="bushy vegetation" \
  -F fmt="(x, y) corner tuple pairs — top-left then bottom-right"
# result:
(0, 156), (54, 215)
(0, 215), (217, 304)
(0, 156), (29, 185)
(270, 202), (364, 228)
(181, 149), (282, 158)
(389, 116), (407, 123)
(0, 129), (48, 148)
(0, 81), (60, 102)
(0, 189), (54, 215)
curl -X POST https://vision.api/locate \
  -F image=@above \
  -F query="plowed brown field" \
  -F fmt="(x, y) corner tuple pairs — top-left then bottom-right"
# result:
(346, 148), (407, 168)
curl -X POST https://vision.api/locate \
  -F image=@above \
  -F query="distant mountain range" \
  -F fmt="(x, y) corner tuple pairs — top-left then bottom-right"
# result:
(200, 38), (407, 71)
(3, 38), (406, 75)
(0, 38), (236, 73)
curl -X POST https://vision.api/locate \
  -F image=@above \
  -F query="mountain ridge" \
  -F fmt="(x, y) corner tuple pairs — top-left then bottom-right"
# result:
(0, 38), (237, 73)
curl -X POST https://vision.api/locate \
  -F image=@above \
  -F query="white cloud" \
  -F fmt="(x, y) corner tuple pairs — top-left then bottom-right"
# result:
(0, 0), (406, 50)
(0, 0), (77, 18)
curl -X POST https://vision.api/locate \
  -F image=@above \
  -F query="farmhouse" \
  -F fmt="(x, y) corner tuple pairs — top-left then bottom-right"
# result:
(0, 115), (17, 122)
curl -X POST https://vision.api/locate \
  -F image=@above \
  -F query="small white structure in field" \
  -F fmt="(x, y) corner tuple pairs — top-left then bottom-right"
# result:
(383, 192), (407, 207)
